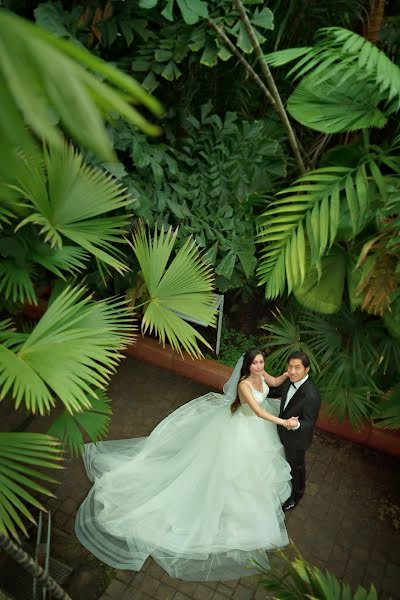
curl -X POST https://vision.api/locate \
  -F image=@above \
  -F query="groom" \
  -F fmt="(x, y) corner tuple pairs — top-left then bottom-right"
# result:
(267, 350), (321, 511)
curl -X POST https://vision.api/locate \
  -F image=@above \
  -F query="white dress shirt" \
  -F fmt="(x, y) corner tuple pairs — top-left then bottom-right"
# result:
(284, 374), (308, 430)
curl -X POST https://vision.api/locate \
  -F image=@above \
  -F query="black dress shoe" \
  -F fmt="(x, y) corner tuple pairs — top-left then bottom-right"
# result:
(282, 497), (296, 511)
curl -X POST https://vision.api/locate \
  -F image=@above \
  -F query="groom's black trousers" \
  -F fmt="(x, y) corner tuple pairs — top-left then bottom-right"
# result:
(284, 447), (306, 501)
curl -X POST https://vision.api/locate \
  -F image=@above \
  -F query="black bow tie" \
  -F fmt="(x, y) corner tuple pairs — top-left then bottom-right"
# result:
(290, 383), (297, 389)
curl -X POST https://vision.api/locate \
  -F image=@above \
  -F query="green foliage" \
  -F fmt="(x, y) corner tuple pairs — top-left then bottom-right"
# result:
(207, 324), (265, 367)
(34, 0), (275, 93)
(48, 390), (112, 457)
(0, 285), (135, 414)
(257, 154), (399, 303)
(0, 7), (221, 540)
(257, 544), (378, 599)
(262, 306), (400, 427)
(102, 105), (287, 293)
(0, 433), (62, 540)
(0, 10), (162, 165)
(129, 224), (215, 357)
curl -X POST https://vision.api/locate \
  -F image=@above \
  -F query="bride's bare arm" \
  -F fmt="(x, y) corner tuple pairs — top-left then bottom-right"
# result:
(261, 369), (289, 387)
(238, 381), (289, 427)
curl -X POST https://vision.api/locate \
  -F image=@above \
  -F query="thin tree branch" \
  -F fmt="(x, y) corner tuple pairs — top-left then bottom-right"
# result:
(207, 18), (276, 108)
(232, 0), (306, 174)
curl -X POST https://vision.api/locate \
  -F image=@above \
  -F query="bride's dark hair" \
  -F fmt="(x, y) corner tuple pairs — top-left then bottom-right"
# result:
(230, 348), (265, 414)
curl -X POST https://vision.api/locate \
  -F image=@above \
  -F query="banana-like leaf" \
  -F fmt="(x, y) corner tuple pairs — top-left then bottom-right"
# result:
(0, 432), (62, 540)
(257, 160), (389, 299)
(294, 250), (346, 314)
(0, 10), (162, 163)
(288, 74), (388, 133)
(48, 390), (112, 457)
(130, 225), (216, 358)
(0, 285), (135, 414)
(15, 145), (132, 273)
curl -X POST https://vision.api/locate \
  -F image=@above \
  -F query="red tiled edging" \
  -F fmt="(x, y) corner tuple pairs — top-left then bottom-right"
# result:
(125, 336), (400, 459)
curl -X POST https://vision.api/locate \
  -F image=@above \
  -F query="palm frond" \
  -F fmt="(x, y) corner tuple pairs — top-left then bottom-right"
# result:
(257, 544), (378, 600)
(0, 285), (135, 414)
(265, 27), (400, 110)
(0, 432), (62, 540)
(130, 225), (216, 358)
(319, 352), (378, 426)
(15, 144), (133, 273)
(0, 10), (162, 162)
(31, 245), (89, 278)
(257, 160), (389, 299)
(0, 260), (37, 305)
(261, 310), (319, 373)
(373, 384), (400, 429)
(48, 390), (112, 456)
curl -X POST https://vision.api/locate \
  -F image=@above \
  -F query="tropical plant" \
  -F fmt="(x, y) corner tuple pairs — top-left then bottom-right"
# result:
(89, 104), (288, 294)
(257, 27), (400, 324)
(256, 544), (378, 599)
(0, 10), (216, 541)
(128, 224), (216, 357)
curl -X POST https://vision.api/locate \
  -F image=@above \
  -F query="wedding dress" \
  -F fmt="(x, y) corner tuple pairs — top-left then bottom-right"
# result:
(75, 362), (292, 581)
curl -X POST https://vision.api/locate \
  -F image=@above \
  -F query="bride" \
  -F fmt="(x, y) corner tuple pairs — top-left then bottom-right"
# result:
(75, 348), (297, 581)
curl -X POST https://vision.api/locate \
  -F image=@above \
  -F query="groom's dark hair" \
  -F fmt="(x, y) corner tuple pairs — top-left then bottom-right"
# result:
(288, 350), (310, 369)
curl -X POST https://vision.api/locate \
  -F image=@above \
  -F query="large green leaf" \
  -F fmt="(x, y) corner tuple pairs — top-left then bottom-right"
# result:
(0, 433), (62, 540)
(48, 391), (112, 457)
(0, 285), (135, 414)
(0, 10), (162, 162)
(15, 145), (133, 273)
(288, 74), (388, 133)
(130, 225), (216, 357)
(294, 250), (346, 314)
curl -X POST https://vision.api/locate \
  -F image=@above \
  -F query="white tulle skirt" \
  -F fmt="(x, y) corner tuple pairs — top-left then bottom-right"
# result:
(75, 392), (291, 581)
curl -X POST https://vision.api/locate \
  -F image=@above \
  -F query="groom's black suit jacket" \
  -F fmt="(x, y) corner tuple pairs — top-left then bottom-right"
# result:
(268, 379), (321, 451)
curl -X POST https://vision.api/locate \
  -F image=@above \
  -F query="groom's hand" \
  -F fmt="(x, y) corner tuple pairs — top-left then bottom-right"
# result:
(286, 416), (299, 429)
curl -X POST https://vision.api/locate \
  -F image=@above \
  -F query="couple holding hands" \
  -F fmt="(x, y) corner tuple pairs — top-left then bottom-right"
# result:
(76, 347), (320, 581)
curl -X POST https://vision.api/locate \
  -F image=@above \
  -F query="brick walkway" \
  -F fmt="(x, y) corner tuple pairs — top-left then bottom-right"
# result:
(20, 357), (400, 599)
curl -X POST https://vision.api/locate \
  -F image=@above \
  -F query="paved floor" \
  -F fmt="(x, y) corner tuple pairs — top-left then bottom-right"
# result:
(12, 357), (400, 599)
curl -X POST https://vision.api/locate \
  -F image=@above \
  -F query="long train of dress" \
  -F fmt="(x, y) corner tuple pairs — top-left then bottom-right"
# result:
(75, 384), (291, 581)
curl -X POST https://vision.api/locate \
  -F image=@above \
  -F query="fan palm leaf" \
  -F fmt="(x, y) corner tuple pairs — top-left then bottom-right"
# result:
(0, 10), (162, 162)
(0, 433), (62, 540)
(257, 159), (390, 299)
(261, 310), (319, 372)
(130, 225), (216, 358)
(14, 145), (132, 273)
(48, 390), (112, 457)
(0, 285), (135, 414)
